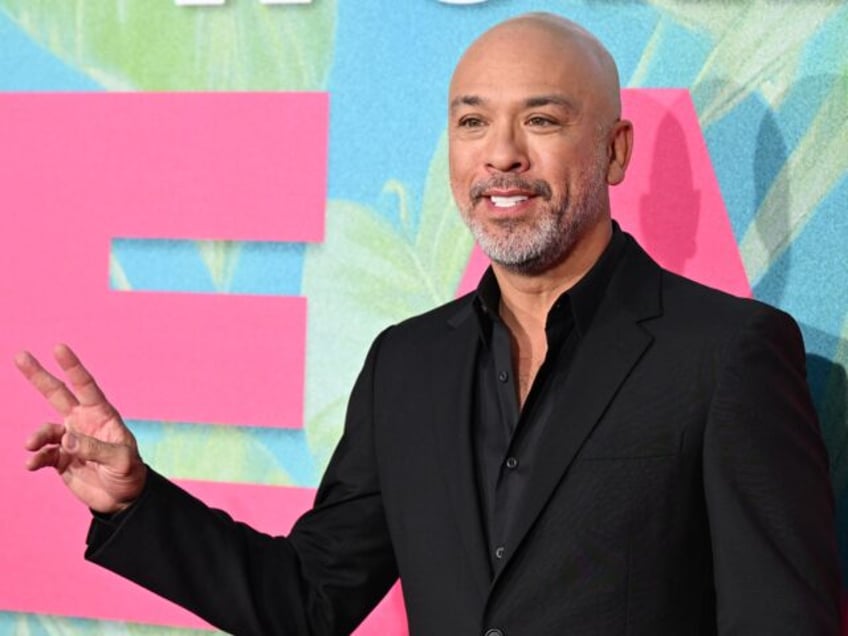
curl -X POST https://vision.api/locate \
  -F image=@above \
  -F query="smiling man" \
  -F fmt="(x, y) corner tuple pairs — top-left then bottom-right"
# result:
(18, 13), (840, 636)
(450, 15), (625, 280)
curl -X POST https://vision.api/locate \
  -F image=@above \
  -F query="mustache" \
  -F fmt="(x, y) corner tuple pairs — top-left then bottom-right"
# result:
(469, 177), (552, 203)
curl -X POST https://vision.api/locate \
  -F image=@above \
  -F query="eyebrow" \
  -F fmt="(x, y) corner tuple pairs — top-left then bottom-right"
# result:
(449, 94), (483, 113)
(449, 93), (578, 114)
(524, 94), (578, 112)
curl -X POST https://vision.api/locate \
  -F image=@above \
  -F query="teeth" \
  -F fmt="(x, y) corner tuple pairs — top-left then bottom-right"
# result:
(490, 195), (529, 208)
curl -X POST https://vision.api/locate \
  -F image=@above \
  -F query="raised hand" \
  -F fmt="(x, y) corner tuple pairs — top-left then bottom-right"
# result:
(15, 344), (147, 513)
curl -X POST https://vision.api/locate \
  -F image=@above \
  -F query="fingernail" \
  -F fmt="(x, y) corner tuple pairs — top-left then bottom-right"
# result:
(65, 433), (78, 451)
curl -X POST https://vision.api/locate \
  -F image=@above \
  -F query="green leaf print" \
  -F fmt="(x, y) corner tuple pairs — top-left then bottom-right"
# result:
(740, 69), (848, 283)
(302, 134), (474, 471)
(0, 0), (336, 91)
(2, 612), (223, 635)
(197, 239), (242, 292)
(138, 421), (295, 486)
(647, 0), (840, 125)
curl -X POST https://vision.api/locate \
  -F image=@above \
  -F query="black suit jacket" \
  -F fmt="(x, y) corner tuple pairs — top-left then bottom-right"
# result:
(88, 233), (841, 635)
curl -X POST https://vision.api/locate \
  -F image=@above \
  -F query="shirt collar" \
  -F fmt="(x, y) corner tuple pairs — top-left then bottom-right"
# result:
(473, 221), (627, 340)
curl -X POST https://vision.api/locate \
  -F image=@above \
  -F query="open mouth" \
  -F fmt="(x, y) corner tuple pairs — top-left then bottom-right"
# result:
(471, 178), (551, 210)
(489, 195), (530, 208)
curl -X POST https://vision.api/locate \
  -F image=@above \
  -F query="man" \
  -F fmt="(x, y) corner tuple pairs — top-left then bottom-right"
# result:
(17, 12), (840, 635)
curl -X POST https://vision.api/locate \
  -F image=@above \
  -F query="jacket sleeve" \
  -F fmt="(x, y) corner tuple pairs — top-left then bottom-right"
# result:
(703, 305), (841, 634)
(85, 332), (398, 636)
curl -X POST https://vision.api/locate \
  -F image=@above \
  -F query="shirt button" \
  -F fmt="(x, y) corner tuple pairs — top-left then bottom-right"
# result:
(484, 630), (504, 636)
(505, 456), (519, 469)
(494, 546), (505, 559)
(497, 370), (509, 382)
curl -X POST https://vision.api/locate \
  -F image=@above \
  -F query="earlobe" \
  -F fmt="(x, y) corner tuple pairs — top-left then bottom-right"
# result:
(606, 119), (634, 186)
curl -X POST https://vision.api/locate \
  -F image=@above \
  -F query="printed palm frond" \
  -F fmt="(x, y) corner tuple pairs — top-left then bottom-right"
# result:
(648, 0), (841, 125)
(136, 421), (297, 487)
(0, 611), (223, 635)
(197, 240), (242, 292)
(0, 0), (336, 90)
(302, 133), (474, 470)
(740, 70), (848, 283)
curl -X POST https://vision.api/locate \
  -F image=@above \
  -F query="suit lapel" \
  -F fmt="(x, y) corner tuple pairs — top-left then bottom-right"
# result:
(493, 238), (663, 585)
(430, 302), (492, 596)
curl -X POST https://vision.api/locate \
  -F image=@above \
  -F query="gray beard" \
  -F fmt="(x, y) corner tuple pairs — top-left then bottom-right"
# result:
(462, 166), (607, 276)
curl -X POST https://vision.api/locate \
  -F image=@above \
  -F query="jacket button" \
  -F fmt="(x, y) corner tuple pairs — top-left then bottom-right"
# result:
(484, 630), (504, 636)
(494, 546), (505, 559)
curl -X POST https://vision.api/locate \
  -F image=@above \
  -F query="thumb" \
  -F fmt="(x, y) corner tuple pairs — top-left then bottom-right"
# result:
(62, 430), (130, 469)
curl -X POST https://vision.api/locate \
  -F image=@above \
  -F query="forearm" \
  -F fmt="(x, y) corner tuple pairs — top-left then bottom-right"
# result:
(85, 334), (399, 635)
(86, 469), (313, 635)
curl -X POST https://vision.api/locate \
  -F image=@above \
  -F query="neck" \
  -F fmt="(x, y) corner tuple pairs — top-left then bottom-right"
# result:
(492, 218), (612, 327)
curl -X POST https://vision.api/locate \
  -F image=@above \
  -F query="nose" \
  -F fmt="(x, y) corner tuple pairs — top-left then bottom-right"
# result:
(485, 123), (528, 174)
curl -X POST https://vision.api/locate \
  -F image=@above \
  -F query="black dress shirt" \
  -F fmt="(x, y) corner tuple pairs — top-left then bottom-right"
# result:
(471, 224), (627, 573)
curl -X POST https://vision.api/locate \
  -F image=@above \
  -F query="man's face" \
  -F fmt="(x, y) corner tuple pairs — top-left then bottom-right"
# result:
(448, 23), (616, 275)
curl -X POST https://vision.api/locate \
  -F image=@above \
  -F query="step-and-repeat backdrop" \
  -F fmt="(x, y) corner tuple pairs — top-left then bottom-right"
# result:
(1, 1), (846, 633)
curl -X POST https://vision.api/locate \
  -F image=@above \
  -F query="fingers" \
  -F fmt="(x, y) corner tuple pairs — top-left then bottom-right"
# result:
(53, 344), (107, 407)
(24, 422), (140, 490)
(26, 445), (62, 471)
(14, 351), (79, 415)
(24, 422), (65, 471)
(24, 422), (65, 452)
(63, 429), (135, 474)
(15, 344), (109, 413)
(25, 424), (134, 473)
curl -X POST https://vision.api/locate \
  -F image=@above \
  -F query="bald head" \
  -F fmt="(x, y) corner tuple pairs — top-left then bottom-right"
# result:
(447, 13), (634, 277)
(451, 12), (622, 125)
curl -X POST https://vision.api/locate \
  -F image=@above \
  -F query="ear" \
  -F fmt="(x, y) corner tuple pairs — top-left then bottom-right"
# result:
(606, 119), (633, 186)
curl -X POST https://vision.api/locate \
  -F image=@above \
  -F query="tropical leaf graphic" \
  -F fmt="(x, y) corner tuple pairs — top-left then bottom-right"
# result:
(0, 0), (336, 91)
(648, 0), (841, 125)
(644, 1), (744, 36)
(302, 133), (473, 470)
(0, 612), (222, 635)
(197, 239), (242, 292)
(740, 69), (848, 284)
(108, 252), (132, 291)
(137, 421), (296, 486)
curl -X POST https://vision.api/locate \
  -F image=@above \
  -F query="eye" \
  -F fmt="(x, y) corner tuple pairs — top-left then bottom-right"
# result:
(526, 115), (557, 127)
(457, 115), (486, 129)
